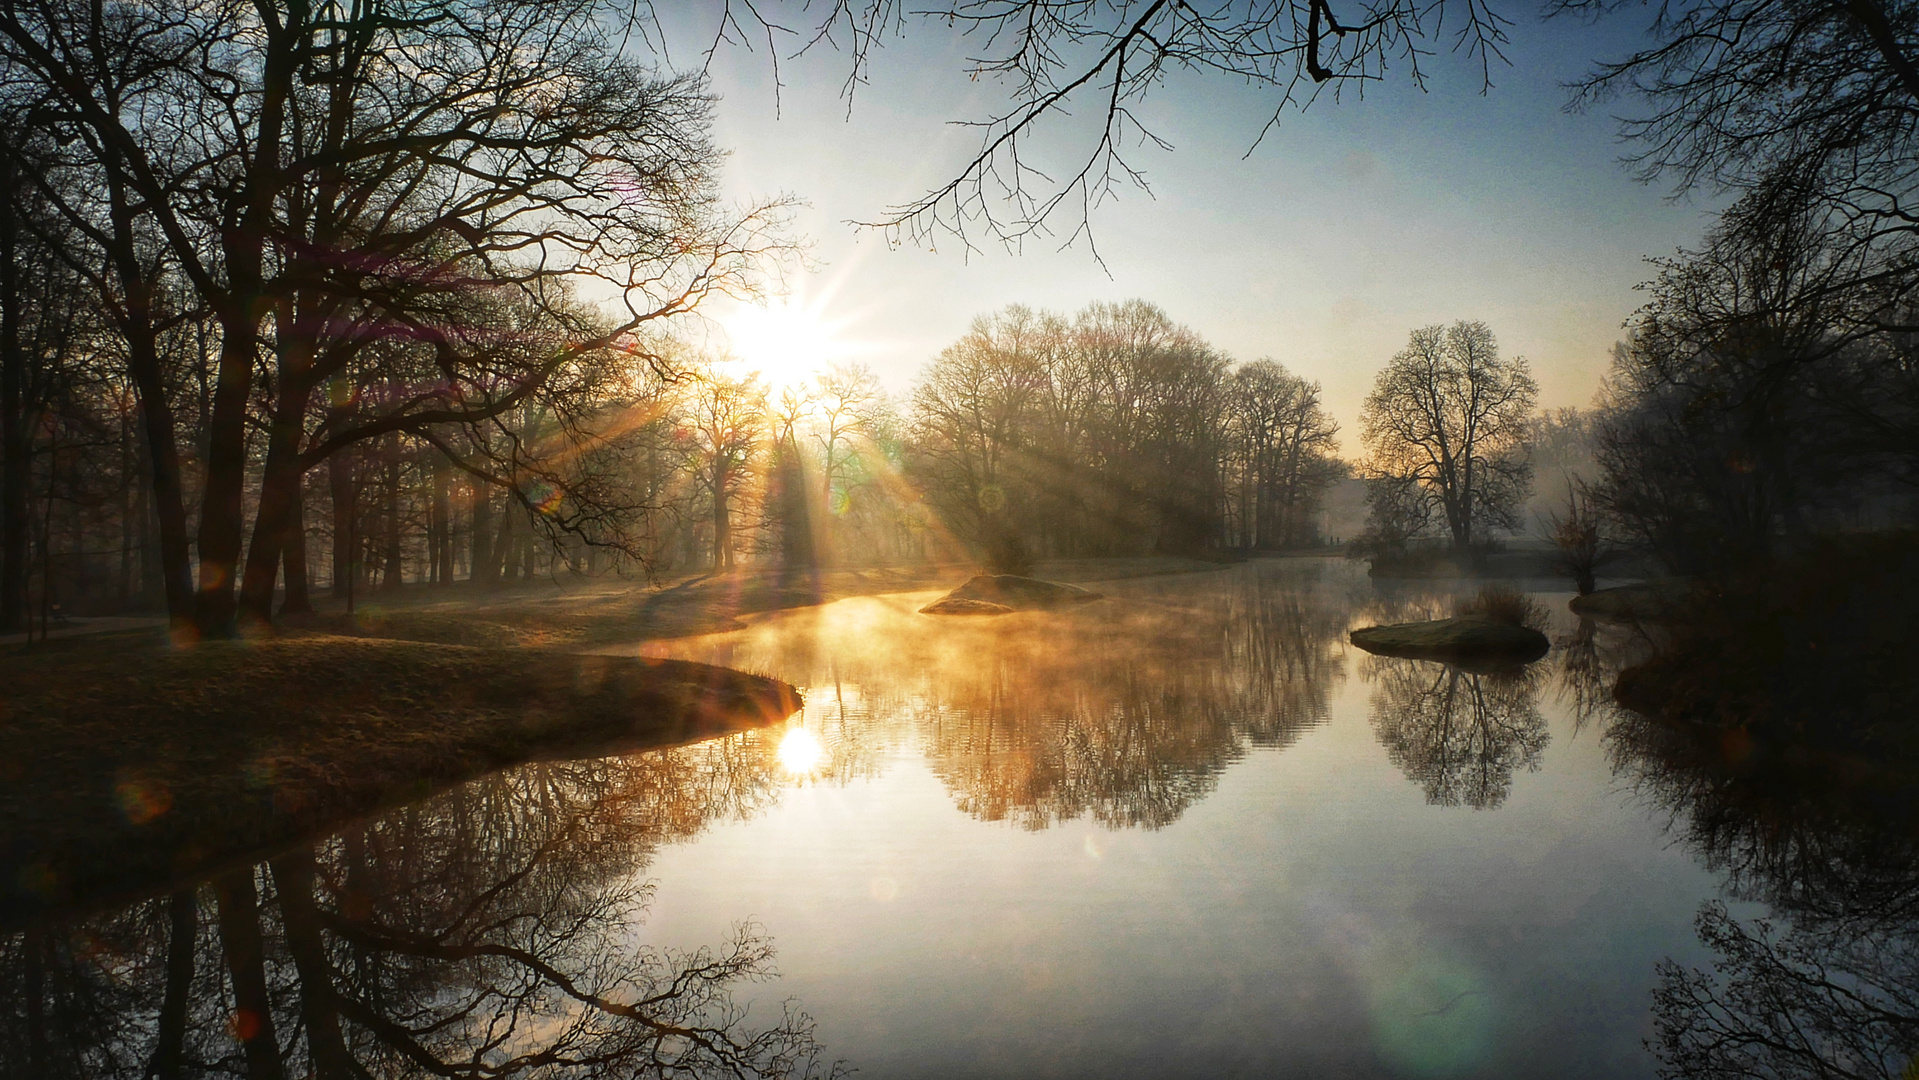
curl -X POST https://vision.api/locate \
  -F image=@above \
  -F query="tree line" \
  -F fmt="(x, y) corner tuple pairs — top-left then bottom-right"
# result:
(909, 300), (1343, 571)
(0, 0), (788, 638)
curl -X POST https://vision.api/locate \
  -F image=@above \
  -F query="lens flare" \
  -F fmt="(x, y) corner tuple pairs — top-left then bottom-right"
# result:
(777, 726), (825, 774)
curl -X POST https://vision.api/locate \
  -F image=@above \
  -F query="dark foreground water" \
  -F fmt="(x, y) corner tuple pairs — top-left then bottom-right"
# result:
(7, 559), (1908, 1079)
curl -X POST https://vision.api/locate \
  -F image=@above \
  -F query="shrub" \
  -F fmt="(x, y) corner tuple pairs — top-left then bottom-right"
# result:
(1455, 583), (1547, 630)
(982, 530), (1034, 576)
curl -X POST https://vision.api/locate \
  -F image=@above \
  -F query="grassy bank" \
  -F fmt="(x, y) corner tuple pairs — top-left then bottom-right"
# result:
(0, 636), (799, 928)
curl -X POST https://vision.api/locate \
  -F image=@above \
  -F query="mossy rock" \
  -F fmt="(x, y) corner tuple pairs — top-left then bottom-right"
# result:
(919, 575), (1102, 615)
(1349, 616), (1550, 664)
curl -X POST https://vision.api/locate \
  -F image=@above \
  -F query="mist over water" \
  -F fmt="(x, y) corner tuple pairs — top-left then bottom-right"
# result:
(13, 559), (1911, 1079)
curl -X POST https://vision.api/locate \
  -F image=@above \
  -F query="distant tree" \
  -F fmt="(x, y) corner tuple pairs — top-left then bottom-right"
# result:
(811, 363), (888, 563)
(682, 367), (766, 570)
(1360, 322), (1537, 559)
(1225, 360), (1340, 550)
(908, 306), (1049, 569)
(908, 299), (1235, 565)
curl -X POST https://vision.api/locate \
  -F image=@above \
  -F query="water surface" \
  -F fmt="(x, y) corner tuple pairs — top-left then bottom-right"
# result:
(8, 559), (1826, 1078)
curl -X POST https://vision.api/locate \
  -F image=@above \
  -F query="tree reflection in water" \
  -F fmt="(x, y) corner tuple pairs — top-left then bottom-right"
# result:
(1605, 663), (1919, 1078)
(922, 567), (1354, 830)
(659, 561), (1357, 832)
(0, 745), (841, 1080)
(1365, 656), (1550, 809)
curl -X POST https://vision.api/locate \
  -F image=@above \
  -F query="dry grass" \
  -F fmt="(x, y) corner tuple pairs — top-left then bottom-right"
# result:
(1454, 583), (1549, 630)
(0, 636), (798, 928)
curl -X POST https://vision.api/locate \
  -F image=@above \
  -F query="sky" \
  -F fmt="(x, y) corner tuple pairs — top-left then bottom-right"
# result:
(649, 8), (1722, 446)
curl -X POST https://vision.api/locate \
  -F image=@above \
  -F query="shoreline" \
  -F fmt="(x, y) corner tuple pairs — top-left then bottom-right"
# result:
(0, 636), (799, 929)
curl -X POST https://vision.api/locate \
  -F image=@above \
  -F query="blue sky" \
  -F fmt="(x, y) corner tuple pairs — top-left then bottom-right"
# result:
(657, 8), (1721, 441)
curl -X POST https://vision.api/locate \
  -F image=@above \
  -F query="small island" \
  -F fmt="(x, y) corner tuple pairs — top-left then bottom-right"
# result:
(1348, 615), (1551, 665)
(920, 574), (1104, 615)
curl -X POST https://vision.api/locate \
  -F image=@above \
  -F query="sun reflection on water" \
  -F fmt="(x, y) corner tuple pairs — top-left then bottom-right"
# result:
(777, 726), (826, 775)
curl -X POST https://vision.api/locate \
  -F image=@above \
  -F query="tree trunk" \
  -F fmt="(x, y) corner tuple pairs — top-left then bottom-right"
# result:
(192, 318), (261, 636)
(146, 890), (198, 1080)
(712, 463), (731, 570)
(128, 335), (194, 629)
(430, 458), (451, 586)
(270, 852), (354, 1080)
(118, 412), (135, 604)
(238, 388), (311, 625)
(215, 869), (287, 1080)
(136, 438), (162, 605)
(0, 151), (26, 633)
(469, 482), (493, 585)
(490, 499), (518, 585)
(280, 479), (311, 615)
(328, 452), (355, 599)
(381, 435), (402, 590)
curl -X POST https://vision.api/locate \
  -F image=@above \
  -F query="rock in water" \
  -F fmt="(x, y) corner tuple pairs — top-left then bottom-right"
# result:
(919, 575), (1102, 615)
(1348, 616), (1550, 664)
(918, 596), (1017, 616)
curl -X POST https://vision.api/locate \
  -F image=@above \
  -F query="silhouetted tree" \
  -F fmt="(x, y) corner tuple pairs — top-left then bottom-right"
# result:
(683, 366), (767, 571)
(1360, 321), (1537, 562)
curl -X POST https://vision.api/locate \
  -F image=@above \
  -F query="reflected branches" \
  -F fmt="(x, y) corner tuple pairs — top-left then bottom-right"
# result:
(0, 749), (840, 1079)
(1367, 657), (1548, 809)
(651, 560), (1355, 831)
(1599, 598), (1919, 1080)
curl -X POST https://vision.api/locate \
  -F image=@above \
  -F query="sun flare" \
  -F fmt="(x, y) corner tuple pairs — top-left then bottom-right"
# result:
(777, 726), (826, 774)
(718, 295), (855, 391)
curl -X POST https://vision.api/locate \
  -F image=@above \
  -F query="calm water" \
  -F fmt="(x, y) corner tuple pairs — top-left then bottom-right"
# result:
(12, 559), (1887, 1078)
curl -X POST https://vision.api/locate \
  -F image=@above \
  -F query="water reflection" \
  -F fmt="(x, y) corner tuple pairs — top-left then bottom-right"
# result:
(1601, 631), (1919, 1079)
(643, 561), (1358, 831)
(1363, 657), (1550, 810)
(0, 746), (840, 1080)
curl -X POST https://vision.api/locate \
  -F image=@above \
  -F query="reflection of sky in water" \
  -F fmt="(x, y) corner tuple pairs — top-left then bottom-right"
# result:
(612, 561), (1721, 1079)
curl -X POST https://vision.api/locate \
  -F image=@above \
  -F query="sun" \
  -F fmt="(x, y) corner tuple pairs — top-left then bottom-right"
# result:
(777, 726), (826, 775)
(718, 294), (853, 391)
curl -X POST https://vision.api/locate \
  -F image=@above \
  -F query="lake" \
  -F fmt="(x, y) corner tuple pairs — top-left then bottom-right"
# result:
(6, 559), (1874, 1079)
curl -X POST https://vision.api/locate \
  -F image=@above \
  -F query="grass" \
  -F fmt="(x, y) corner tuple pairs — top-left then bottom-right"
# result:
(0, 636), (798, 929)
(1454, 583), (1548, 630)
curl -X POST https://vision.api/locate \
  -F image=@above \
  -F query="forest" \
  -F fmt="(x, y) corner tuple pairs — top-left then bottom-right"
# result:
(8, 0), (1917, 646)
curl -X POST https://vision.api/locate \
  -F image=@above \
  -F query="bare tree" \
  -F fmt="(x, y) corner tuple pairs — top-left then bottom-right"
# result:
(1542, 480), (1611, 594)
(766, 0), (1515, 250)
(1360, 321), (1537, 560)
(0, 0), (790, 633)
(683, 366), (767, 571)
(1226, 359), (1340, 550)
(1367, 657), (1548, 809)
